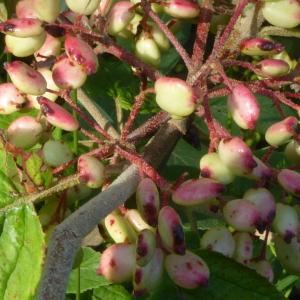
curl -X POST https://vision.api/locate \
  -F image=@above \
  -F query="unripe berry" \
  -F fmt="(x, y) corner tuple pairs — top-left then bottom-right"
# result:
(135, 34), (161, 67)
(172, 178), (224, 206)
(52, 56), (87, 89)
(265, 116), (297, 147)
(107, 1), (135, 35)
(278, 169), (300, 196)
(0, 83), (26, 114)
(98, 0), (113, 16)
(0, 18), (43, 38)
(199, 152), (235, 184)
(274, 235), (300, 275)
(227, 84), (260, 130)
(133, 248), (164, 296)
(104, 210), (137, 243)
(218, 138), (257, 176)
(151, 25), (170, 52)
(7, 116), (43, 149)
(164, 0), (200, 19)
(65, 35), (98, 75)
(158, 206), (185, 254)
(5, 61), (47, 95)
(5, 31), (46, 57)
(154, 77), (196, 119)
(250, 156), (273, 181)
(78, 155), (105, 189)
(200, 227), (235, 257)
(130, 0), (162, 14)
(233, 232), (253, 264)
(223, 199), (261, 232)
(136, 229), (156, 266)
(262, 0), (300, 29)
(284, 140), (300, 164)
(124, 209), (154, 232)
(272, 203), (299, 242)
(38, 97), (79, 131)
(32, 0), (60, 22)
(165, 251), (209, 289)
(243, 188), (276, 226)
(27, 68), (60, 109)
(240, 38), (284, 56)
(42, 140), (73, 167)
(66, 0), (101, 15)
(97, 243), (136, 283)
(35, 34), (61, 62)
(249, 260), (274, 283)
(16, 0), (39, 19)
(136, 178), (160, 226)
(256, 59), (290, 78)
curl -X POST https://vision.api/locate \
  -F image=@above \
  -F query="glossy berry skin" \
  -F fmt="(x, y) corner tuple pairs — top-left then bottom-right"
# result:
(265, 117), (297, 147)
(107, 1), (135, 35)
(97, 243), (136, 283)
(78, 155), (105, 189)
(5, 61), (47, 95)
(262, 0), (300, 29)
(16, 0), (39, 19)
(285, 140), (300, 164)
(172, 178), (224, 206)
(250, 156), (273, 181)
(277, 169), (300, 196)
(42, 140), (73, 167)
(243, 188), (276, 227)
(200, 227), (235, 258)
(164, 0), (200, 19)
(136, 178), (160, 226)
(124, 209), (154, 232)
(136, 229), (156, 266)
(0, 18), (44, 37)
(200, 152), (235, 184)
(35, 34), (61, 62)
(240, 38), (284, 56)
(7, 116), (43, 149)
(255, 59), (290, 78)
(272, 203), (299, 242)
(233, 232), (253, 265)
(66, 0), (101, 15)
(0, 83), (25, 114)
(155, 77), (196, 119)
(38, 97), (79, 132)
(104, 210), (136, 243)
(165, 251), (209, 289)
(133, 248), (164, 296)
(227, 84), (260, 130)
(65, 35), (98, 74)
(158, 206), (185, 254)
(223, 199), (261, 233)
(32, 0), (60, 22)
(274, 235), (300, 275)
(5, 31), (46, 57)
(52, 56), (87, 89)
(218, 138), (257, 176)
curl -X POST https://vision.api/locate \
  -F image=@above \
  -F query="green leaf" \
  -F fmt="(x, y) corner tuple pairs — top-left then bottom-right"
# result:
(67, 247), (110, 294)
(25, 153), (43, 186)
(92, 285), (133, 300)
(150, 250), (285, 300)
(276, 275), (299, 292)
(0, 204), (45, 300)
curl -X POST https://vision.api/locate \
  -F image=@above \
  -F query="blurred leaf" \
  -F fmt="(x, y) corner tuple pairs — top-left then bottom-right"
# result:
(276, 275), (299, 292)
(0, 1), (7, 21)
(0, 204), (44, 300)
(67, 247), (110, 294)
(93, 285), (133, 300)
(0, 109), (37, 130)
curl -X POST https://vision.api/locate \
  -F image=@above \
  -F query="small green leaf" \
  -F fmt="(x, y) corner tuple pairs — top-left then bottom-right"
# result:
(67, 247), (110, 294)
(92, 285), (133, 300)
(25, 153), (43, 186)
(0, 204), (45, 300)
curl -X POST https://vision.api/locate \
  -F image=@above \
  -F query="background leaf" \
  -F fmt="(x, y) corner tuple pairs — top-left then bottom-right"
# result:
(92, 285), (133, 300)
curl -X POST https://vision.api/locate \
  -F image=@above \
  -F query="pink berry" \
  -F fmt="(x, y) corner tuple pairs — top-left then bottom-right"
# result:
(165, 251), (209, 289)
(158, 206), (185, 254)
(164, 0), (200, 19)
(97, 243), (136, 283)
(7, 116), (43, 148)
(16, 0), (39, 19)
(65, 35), (98, 74)
(256, 59), (290, 78)
(124, 209), (154, 232)
(5, 61), (47, 95)
(0, 83), (26, 114)
(240, 38), (284, 56)
(233, 232), (253, 264)
(172, 178), (224, 206)
(250, 260), (274, 283)
(250, 156), (273, 181)
(278, 169), (300, 196)
(136, 229), (156, 266)
(52, 56), (87, 89)
(38, 96), (79, 131)
(227, 84), (260, 130)
(35, 34), (61, 61)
